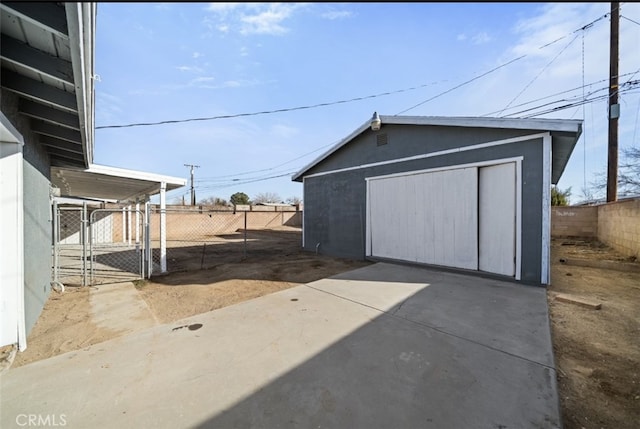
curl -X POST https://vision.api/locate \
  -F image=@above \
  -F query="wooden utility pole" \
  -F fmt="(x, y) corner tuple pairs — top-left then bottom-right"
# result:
(184, 164), (200, 206)
(607, 1), (620, 202)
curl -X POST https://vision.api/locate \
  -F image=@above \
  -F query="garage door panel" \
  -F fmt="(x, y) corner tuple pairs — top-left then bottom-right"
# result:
(369, 167), (478, 270)
(479, 163), (516, 276)
(452, 168), (479, 269)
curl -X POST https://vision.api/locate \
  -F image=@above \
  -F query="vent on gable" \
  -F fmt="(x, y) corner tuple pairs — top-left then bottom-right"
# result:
(376, 133), (388, 146)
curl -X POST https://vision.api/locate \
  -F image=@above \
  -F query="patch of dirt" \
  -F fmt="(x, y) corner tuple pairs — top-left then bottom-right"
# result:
(7, 228), (370, 368)
(549, 238), (640, 429)
(10, 287), (121, 369)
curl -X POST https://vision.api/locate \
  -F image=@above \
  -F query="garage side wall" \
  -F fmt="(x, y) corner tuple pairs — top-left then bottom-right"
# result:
(1, 89), (53, 334)
(302, 125), (544, 284)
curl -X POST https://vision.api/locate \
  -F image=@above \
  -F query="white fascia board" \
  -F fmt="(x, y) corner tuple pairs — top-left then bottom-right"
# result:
(65, 2), (95, 166)
(0, 112), (24, 145)
(379, 115), (583, 134)
(292, 120), (372, 182)
(53, 196), (114, 205)
(87, 164), (187, 187)
(292, 114), (582, 181)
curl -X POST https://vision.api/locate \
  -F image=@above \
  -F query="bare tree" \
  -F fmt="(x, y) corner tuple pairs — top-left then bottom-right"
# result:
(286, 196), (302, 205)
(587, 144), (640, 200)
(199, 196), (228, 206)
(252, 192), (282, 204)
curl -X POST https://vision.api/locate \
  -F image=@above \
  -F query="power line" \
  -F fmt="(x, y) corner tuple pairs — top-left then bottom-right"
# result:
(497, 33), (582, 116)
(394, 55), (526, 115)
(196, 139), (338, 181)
(94, 6), (620, 132)
(95, 81), (445, 130)
(196, 171), (297, 192)
(480, 72), (640, 117)
(621, 15), (640, 27)
(396, 9), (614, 116)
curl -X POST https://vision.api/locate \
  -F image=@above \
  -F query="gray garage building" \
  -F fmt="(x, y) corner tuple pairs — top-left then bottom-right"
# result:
(292, 114), (582, 286)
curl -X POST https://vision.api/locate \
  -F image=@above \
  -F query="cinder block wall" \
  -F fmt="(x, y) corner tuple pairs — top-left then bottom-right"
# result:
(551, 206), (598, 238)
(598, 198), (640, 259)
(148, 209), (301, 241)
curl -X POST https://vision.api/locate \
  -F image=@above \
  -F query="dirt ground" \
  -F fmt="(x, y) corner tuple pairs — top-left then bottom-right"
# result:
(7, 228), (371, 368)
(548, 238), (640, 429)
(2, 229), (639, 429)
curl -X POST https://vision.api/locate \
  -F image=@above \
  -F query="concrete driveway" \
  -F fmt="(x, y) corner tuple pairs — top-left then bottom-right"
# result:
(0, 263), (560, 428)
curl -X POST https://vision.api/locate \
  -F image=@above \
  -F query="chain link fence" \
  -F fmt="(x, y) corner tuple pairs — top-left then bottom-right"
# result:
(149, 205), (302, 273)
(52, 202), (303, 286)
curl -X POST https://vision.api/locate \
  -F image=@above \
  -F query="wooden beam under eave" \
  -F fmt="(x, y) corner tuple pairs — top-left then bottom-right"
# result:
(39, 135), (84, 154)
(1, 34), (75, 85)
(0, 2), (68, 38)
(46, 147), (85, 163)
(1, 69), (77, 113)
(31, 119), (82, 144)
(19, 99), (80, 130)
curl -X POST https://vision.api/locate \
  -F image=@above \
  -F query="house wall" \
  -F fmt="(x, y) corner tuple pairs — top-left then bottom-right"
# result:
(551, 206), (598, 238)
(302, 124), (546, 284)
(598, 198), (640, 259)
(1, 89), (53, 335)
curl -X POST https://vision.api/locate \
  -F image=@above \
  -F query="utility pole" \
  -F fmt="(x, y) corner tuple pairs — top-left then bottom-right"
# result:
(607, 1), (620, 202)
(184, 164), (200, 206)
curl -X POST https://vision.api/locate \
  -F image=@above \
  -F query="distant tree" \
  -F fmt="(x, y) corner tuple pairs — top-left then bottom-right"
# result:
(199, 196), (228, 206)
(286, 196), (302, 205)
(253, 192), (282, 204)
(551, 186), (572, 206)
(230, 192), (250, 205)
(584, 144), (640, 201)
(171, 195), (186, 205)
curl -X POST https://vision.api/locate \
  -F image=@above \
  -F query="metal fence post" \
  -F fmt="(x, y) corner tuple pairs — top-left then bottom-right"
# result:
(244, 210), (247, 258)
(160, 182), (167, 273)
(145, 202), (151, 278)
(82, 202), (88, 286)
(52, 200), (59, 284)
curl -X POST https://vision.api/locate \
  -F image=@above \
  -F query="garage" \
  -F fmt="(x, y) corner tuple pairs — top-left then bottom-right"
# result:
(292, 114), (582, 285)
(367, 161), (518, 277)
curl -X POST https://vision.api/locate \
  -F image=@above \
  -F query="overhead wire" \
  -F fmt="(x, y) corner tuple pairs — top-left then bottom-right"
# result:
(395, 8), (614, 116)
(196, 139), (337, 181)
(496, 33), (581, 116)
(95, 81), (445, 130)
(480, 72), (638, 117)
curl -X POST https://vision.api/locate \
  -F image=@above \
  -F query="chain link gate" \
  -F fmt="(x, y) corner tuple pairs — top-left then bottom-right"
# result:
(89, 208), (146, 285)
(52, 204), (89, 287)
(53, 203), (151, 287)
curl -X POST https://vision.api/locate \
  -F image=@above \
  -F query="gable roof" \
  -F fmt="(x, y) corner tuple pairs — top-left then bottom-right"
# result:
(292, 115), (583, 184)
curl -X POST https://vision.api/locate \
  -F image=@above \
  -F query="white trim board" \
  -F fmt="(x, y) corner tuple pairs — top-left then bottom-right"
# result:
(303, 133), (545, 180)
(541, 133), (552, 285)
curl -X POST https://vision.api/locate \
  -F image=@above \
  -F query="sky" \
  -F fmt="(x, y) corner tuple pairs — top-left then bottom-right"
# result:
(93, 2), (640, 205)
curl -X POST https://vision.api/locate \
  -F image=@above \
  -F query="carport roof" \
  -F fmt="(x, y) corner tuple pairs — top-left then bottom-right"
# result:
(292, 115), (583, 184)
(51, 164), (187, 203)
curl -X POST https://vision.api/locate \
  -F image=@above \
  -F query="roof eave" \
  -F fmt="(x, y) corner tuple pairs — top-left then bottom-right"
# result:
(292, 115), (583, 182)
(64, 2), (95, 168)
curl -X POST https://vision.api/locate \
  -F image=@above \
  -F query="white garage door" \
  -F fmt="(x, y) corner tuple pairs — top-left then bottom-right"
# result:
(479, 163), (516, 276)
(368, 167), (478, 270)
(368, 163), (516, 276)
